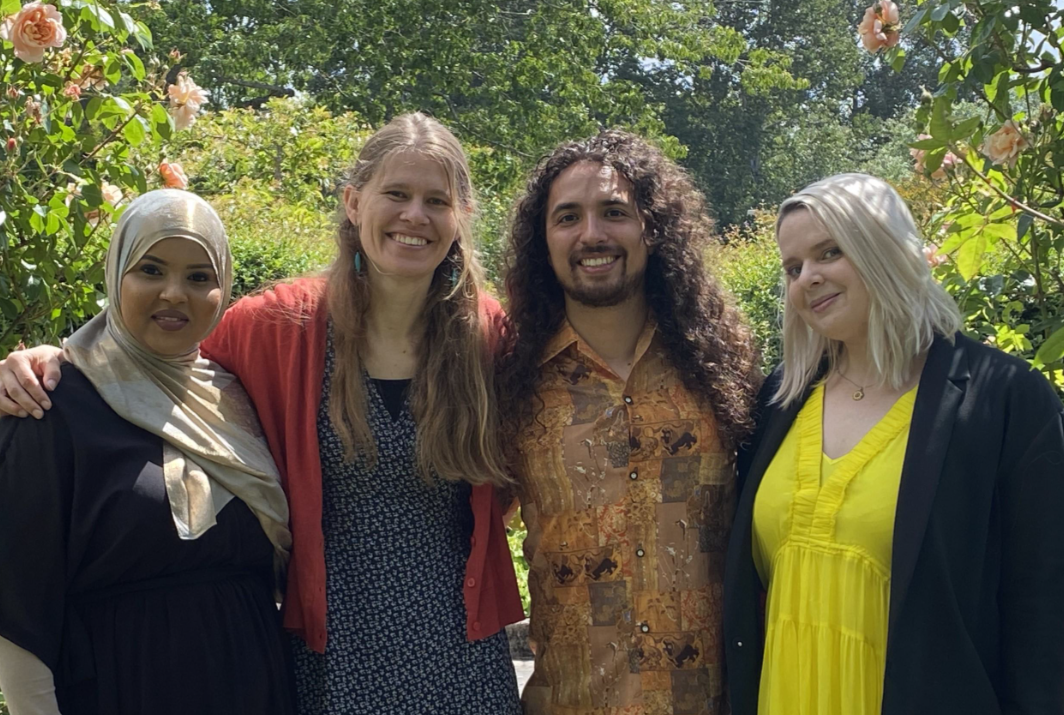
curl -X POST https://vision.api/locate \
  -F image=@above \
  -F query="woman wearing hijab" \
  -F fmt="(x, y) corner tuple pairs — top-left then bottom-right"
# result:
(723, 173), (1064, 715)
(0, 190), (296, 715)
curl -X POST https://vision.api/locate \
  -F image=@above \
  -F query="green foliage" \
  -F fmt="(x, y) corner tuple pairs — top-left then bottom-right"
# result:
(898, 0), (1064, 390)
(507, 514), (531, 615)
(710, 211), (784, 372)
(0, 0), (174, 352)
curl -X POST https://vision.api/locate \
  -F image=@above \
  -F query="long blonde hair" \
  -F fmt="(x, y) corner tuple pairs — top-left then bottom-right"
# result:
(325, 113), (508, 486)
(773, 173), (962, 406)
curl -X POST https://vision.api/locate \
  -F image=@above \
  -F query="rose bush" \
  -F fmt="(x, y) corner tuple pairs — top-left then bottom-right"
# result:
(867, 0), (1064, 391)
(0, 0), (197, 352)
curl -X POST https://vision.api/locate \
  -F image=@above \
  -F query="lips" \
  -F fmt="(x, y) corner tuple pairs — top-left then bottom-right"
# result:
(809, 292), (840, 312)
(388, 233), (430, 247)
(152, 309), (189, 332)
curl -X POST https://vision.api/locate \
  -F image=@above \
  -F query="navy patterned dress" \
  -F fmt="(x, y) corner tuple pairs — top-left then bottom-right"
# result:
(289, 331), (521, 714)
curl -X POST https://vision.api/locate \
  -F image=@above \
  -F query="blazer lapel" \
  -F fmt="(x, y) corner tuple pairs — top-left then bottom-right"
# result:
(887, 333), (970, 639)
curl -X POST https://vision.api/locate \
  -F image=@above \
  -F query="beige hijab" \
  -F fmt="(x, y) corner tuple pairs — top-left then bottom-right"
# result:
(64, 189), (291, 565)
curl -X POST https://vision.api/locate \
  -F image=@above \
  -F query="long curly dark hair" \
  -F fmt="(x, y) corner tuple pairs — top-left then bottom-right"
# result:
(498, 130), (761, 452)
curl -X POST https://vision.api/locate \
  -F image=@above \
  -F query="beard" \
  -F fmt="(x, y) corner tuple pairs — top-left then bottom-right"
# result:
(560, 263), (646, 308)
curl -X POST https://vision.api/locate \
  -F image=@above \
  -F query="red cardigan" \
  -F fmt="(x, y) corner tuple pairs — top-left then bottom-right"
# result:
(200, 278), (524, 653)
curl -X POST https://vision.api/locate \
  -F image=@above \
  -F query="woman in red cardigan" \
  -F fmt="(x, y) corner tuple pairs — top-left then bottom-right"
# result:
(0, 114), (524, 714)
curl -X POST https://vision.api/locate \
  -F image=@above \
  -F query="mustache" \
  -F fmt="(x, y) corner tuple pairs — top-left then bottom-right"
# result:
(569, 244), (626, 267)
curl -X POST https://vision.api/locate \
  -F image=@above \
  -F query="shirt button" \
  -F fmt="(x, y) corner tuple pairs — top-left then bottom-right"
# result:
(640, 623), (650, 633)
(472, 621), (481, 631)
(469, 535), (477, 547)
(623, 395), (633, 405)
(466, 578), (477, 588)
(629, 470), (638, 480)
(736, 640), (744, 648)
(636, 548), (645, 558)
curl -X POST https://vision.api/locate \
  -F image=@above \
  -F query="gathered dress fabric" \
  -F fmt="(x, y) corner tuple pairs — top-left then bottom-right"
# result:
(289, 328), (521, 714)
(0, 365), (296, 715)
(751, 382), (917, 715)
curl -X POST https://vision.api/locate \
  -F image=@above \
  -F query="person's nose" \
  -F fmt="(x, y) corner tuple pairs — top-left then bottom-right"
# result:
(158, 275), (189, 305)
(399, 199), (429, 227)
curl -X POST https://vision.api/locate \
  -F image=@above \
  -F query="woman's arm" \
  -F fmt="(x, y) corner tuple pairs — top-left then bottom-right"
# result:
(997, 380), (1064, 711)
(0, 346), (64, 418)
(0, 637), (61, 715)
(0, 405), (74, 704)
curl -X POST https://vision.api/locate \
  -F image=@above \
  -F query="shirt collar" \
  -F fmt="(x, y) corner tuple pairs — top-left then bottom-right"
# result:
(539, 314), (658, 375)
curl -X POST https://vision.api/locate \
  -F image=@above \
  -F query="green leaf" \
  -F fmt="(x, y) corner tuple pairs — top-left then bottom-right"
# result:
(1036, 325), (1064, 365)
(930, 98), (952, 140)
(81, 184), (102, 207)
(941, 12), (960, 34)
(891, 48), (906, 73)
(924, 146), (948, 174)
(103, 57), (121, 85)
(909, 138), (944, 150)
(123, 51), (145, 81)
(0, 0), (20, 17)
(117, 11), (136, 35)
(952, 116), (981, 140)
(956, 232), (987, 280)
(123, 116), (146, 146)
(902, 7), (927, 34)
(1017, 213), (1033, 240)
(931, 4), (950, 22)
(981, 223), (1014, 242)
(81, 3), (114, 30)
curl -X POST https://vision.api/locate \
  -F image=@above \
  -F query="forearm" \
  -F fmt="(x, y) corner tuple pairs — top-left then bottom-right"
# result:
(0, 636), (61, 715)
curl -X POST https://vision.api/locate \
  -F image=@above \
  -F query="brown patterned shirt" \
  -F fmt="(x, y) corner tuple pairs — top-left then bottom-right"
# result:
(517, 319), (735, 715)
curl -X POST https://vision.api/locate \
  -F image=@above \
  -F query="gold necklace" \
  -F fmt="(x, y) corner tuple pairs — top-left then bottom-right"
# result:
(835, 368), (869, 401)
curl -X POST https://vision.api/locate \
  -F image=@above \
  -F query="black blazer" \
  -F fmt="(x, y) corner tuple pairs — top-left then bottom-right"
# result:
(723, 332), (1064, 715)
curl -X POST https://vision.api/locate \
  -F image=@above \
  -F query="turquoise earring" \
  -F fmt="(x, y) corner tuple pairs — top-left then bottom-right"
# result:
(450, 267), (459, 288)
(354, 251), (363, 273)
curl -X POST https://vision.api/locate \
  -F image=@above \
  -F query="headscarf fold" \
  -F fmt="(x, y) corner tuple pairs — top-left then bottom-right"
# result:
(63, 189), (291, 568)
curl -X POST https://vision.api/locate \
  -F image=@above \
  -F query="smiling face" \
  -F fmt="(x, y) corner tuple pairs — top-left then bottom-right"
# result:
(544, 160), (648, 308)
(777, 207), (870, 345)
(344, 150), (459, 281)
(119, 237), (223, 356)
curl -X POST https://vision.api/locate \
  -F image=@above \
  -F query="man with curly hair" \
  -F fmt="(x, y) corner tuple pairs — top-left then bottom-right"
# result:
(498, 130), (762, 714)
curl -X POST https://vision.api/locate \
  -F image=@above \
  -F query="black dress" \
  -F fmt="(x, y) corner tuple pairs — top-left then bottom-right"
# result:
(0, 364), (296, 715)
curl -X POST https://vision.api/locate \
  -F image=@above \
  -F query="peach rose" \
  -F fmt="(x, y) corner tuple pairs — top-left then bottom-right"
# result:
(101, 181), (123, 205)
(980, 121), (1029, 168)
(0, 2), (67, 64)
(922, 245), (947, 268)
(159, 161), (188, 190)
(5, 138), (16, 152)
(858, 0), (900, 53)
(910, 134), (960, 179)
(167, 73), (209, 130)
(61, 82), (80, 99)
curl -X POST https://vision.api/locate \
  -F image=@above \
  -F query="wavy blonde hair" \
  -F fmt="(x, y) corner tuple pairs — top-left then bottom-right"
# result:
(774, 173), (962, 406)
(325, 113), (508, 486)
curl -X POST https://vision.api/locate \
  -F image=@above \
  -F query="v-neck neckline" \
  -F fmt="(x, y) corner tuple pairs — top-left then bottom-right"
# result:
(790, 382), (918, 539)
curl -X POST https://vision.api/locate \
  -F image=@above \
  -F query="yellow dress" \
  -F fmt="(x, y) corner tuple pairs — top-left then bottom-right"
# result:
(752, 382), (918, 715)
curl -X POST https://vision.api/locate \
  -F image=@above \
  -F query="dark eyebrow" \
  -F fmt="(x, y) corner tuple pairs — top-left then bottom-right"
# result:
(812, 239), (837, 251)
(141, 255), (214, 270)
(549, 198), (630, 218)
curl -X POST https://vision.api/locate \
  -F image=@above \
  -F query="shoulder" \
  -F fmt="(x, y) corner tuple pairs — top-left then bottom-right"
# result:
(228, 276), (327, 322)
(954, 333), (1061, 410)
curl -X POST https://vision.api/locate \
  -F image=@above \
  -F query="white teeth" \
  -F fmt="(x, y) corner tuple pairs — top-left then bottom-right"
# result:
(580, 256), (617, 267)
(392, 234), (428, 246)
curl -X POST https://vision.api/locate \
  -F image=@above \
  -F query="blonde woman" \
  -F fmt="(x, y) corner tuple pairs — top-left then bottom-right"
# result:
(723, 173), (1064, 715)
(0, 115), (524, 714)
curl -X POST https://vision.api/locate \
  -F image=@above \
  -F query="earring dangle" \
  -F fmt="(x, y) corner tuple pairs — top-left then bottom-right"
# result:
(449, 267), (459, 288)
(354, 251), (363, 273)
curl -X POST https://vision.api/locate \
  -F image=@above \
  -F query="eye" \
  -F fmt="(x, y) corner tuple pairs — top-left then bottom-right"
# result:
(557, 213), (578, 225)
(188, 271), (214, 283)
(784, 265), (801, 279)
(385, 190), (406, 200)
(823, 247), (842, 260)
(427, 196), (451, 207)
(139, 264), (162, 276)
(606, 208), (627, 218)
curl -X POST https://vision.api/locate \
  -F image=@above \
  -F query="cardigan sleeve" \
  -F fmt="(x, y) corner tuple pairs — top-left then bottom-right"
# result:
(0, 636), (62, 715)
(997, 380), (1064, 712)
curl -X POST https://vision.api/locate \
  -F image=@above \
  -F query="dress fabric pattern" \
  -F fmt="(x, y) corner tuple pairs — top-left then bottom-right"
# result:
(289, 329), (521, 714)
